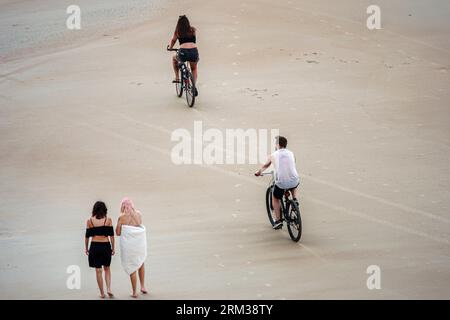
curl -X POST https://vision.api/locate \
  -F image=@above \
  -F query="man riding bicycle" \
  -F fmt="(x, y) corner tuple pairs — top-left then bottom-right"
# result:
(255, 136), (300, 229)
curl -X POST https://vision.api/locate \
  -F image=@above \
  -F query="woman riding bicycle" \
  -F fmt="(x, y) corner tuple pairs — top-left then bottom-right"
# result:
(168, 15), (199, 96)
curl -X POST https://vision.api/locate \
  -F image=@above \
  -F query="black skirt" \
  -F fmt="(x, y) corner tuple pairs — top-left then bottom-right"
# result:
(88, 242), (112, 268)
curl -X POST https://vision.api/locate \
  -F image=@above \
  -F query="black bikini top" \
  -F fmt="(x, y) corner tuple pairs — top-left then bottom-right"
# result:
(178, 30), (196, 44)
(85, 218), (114, 238)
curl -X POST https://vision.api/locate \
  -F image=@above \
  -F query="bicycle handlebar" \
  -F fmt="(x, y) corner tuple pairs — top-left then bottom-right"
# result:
(255, 170), (274, 177)
(167, 45), (178, 52)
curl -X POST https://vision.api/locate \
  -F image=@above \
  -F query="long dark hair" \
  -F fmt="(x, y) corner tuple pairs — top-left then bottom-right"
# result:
(175, 15), (195, 38)
(92, 201), (107, 219)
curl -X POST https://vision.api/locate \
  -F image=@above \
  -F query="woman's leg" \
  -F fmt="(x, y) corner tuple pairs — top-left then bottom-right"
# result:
(138, 263), (147, 293)
(95, 268), (105, 298)
(103, 266), (113, 296)
(189, 62), (198, 83)
(172, 54), (180, 81)
(130, 271), (138, 298)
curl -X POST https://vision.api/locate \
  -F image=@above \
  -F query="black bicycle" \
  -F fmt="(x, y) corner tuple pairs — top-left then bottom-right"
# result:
(259, 171), (302, 242)
(167, 46), (196, 108)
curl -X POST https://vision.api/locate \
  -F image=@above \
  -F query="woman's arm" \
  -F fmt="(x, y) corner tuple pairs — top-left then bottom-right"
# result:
(115, 216), (122, 236)
(110, 236), (115, 255)
(107, 218), (115, 255)
(85, 220), (90, 255)
(168, 32), (177, 49)
(135, 210), (143, 225)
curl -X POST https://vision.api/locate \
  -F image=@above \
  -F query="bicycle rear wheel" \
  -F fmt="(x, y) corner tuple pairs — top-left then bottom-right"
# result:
(185, 71), (195, 108)
(176, 70), (183, 97)
(265, 185), (276, 226)
(287, 200), (302, 242)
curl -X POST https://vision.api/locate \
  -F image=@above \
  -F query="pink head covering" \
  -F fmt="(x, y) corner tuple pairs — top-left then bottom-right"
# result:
(120, 197), (135, 215)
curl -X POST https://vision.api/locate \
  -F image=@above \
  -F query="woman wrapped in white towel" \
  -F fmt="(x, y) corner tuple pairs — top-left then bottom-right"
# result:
(116, 198), (148, 298)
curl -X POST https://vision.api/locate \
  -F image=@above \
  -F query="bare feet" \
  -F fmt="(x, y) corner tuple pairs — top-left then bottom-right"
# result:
(140, 288), (148, 294)
(107, 292), (114, 298)
(131, 293), (138, 298)
(99, 294), (106, 299)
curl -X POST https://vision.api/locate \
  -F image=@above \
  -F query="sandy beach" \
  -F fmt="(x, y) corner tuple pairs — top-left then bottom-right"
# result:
(0, 0), (449, 299)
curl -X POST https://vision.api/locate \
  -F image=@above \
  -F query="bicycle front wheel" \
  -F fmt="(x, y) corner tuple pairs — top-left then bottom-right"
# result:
(185, 72), (195, 108)
(287, 200), (302, 242)
(265, 185), (276, 226)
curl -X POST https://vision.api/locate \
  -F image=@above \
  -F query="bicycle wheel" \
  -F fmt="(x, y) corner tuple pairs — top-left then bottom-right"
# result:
(287, 200), (302, 242)
(176, 70), (183, 97)
(185, 71), (195, 108)
(265, 185), (276, 226)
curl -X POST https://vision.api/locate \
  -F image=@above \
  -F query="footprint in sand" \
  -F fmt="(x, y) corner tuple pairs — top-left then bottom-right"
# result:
(306, 60), (319, 64)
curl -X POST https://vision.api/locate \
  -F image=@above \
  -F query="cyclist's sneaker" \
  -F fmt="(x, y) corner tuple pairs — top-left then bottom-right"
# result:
(194, 87), (199, 96)
(272, 220), (283, 230)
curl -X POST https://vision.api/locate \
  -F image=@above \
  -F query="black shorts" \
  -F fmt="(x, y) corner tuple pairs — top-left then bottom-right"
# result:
(273, 183), (299, 200)
(88, 242), (112, 268)
(178, 48), (199, 63)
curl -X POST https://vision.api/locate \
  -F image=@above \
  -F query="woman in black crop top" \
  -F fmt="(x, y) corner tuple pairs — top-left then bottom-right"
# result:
(168, 15), (200, 96)
(85, 201), (115, 298)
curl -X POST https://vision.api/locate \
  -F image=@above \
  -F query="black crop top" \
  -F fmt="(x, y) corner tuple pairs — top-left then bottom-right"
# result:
(85, 218), (114, 238)
(178, 33), (196, 44)
(85, 226), (114, 238)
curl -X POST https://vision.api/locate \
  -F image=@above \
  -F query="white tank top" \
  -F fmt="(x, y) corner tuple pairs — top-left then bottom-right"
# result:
(271, 148), (299, 189)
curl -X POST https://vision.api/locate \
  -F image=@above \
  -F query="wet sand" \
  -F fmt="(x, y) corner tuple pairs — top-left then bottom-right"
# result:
(0, 0), (449, 299)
